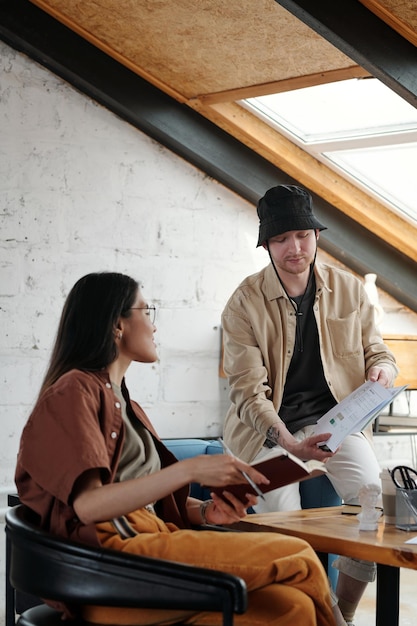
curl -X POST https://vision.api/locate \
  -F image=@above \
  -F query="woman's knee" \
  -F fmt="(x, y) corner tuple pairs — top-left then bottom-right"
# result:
(238, 585), (318, 626)
(185, 585), (318, 626)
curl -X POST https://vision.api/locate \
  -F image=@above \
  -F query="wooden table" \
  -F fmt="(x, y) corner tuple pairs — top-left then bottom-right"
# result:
(230, 506), (417, 626)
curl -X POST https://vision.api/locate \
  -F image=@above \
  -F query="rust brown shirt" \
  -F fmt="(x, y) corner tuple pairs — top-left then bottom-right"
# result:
(15, 369), (190, 545)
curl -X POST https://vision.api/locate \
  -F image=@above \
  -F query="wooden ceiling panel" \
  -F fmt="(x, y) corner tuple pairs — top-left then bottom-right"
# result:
(25, 0), (417, 266)
(2, 0), (415, 307)
(30, 0), (362, 100)
(359, 0), (417, 47)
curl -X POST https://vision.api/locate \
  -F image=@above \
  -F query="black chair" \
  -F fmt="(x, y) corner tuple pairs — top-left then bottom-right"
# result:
(5, 505), (247, 626)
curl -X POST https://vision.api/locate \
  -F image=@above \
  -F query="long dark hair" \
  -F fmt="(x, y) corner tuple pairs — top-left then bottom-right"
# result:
(38, 272), (139, 396)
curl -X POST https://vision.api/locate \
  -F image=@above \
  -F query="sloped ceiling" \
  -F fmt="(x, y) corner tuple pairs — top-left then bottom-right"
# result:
(25, 0), (369, 100)
(360, 0), (417, 48)
(1, 0), (416, 310)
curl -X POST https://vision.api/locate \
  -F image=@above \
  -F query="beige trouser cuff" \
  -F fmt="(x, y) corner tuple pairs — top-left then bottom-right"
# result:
(332, 556), (376, 582)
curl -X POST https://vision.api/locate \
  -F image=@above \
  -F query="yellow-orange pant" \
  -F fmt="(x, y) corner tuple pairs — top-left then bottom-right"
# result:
(83, 509), (335, 626)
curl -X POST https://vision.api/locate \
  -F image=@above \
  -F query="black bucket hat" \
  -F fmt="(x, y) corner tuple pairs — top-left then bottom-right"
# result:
(256, 185), (327, 247)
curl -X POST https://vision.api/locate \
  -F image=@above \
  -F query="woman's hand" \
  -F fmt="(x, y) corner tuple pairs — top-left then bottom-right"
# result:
(184, 454), (270, 490)
(201, 491), (258, 525)
(72, 455), (268, 525)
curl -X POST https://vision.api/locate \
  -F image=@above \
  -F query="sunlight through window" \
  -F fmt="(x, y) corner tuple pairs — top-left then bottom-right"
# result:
(241, 78), (417, 224)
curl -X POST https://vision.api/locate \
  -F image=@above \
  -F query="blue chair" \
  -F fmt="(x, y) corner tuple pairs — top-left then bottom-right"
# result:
(163, 438), (224, 500)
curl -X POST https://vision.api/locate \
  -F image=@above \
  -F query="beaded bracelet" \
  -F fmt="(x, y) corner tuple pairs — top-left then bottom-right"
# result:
(199, 499), (214, 525)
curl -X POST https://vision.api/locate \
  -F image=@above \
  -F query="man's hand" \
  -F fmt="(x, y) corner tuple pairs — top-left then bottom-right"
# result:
(284, 432), (336, 462)
(368, 365), (394, 388)
(267, 422), (336, 462)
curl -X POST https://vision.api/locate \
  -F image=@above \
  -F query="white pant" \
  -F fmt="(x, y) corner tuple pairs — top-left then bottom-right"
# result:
(252, 427), (382, 514)
(252, 427), (381, 582)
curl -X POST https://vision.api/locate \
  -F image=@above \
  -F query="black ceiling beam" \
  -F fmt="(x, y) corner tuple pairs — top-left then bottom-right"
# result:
(275, 0), (417, 108)
(1, 0), (416, 311)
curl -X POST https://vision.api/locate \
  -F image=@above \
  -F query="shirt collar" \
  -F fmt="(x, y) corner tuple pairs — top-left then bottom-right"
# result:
(263, 261), (332, 301)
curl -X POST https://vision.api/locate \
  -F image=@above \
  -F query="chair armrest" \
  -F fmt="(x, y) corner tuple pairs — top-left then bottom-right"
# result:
(6, 505), (247, 615)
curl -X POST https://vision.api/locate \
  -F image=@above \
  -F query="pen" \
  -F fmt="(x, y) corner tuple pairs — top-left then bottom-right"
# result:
(217, 437), (266, 501)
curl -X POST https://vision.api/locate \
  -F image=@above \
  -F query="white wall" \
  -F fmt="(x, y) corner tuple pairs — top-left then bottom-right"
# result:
(0, 41), (271, 493)
(2, 41), (417, 622)
(0, 44), (268, 619)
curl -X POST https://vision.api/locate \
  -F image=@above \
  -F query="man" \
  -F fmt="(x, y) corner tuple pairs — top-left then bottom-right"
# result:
(222, 185), (397, 626)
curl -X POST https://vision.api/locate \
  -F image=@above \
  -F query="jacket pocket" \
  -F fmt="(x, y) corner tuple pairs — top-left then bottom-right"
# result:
(327, 311), (362, 358)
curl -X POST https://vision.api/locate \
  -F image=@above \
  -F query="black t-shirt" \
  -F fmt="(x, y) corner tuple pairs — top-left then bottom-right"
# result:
(278, 277), (336, 434)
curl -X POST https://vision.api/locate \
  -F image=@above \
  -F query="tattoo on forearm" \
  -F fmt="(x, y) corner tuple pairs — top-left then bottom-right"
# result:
(266, 425), (280, 445)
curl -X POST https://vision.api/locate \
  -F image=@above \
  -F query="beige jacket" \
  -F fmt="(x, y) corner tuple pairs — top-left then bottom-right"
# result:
(222, 262), (398, 463)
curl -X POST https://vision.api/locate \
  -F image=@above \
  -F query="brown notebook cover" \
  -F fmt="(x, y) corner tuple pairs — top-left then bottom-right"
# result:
(210, 453), (326, 503)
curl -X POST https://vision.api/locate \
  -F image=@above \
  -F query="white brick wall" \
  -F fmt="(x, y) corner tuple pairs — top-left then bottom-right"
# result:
(3, 41), (416, 484)
(2, 41), (417, 624)
(0, 41), (269, 496)
(0, 44), (268, 620)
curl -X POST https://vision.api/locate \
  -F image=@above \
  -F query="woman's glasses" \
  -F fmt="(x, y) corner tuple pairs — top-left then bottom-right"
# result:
(129, 305), (157, 324)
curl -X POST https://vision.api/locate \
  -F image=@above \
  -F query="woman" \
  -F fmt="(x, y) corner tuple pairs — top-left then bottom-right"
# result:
(16, 272), (338, 626)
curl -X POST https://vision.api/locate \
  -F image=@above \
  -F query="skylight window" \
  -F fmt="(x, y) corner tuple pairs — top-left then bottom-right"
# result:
(241, 78), (417, 224)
